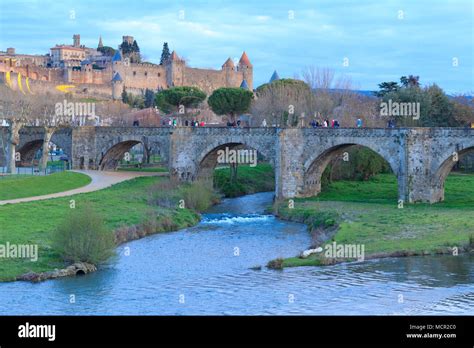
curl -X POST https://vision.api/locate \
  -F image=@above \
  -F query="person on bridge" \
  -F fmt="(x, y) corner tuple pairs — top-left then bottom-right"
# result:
(356, 118), (363, 128)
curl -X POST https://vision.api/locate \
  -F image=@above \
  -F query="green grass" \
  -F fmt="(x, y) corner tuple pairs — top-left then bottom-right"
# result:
(214, 163), (275, 197)
(0, 176), (200, 281)
(0, 172), (92, 200)
(276, 173), (474, 267)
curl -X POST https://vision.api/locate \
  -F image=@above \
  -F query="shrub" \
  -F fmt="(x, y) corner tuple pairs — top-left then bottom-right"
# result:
(181, 182), (215, 212)
(53, 205), (115, 264)
(148, 179), (180, 208)
(267, 258), (284, 270)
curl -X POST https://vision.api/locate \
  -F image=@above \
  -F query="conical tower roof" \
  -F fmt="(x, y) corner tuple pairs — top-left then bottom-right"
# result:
(112, 50), (122, 62)
(170, 51), (181, 61)
(269, 70), (280, 82)
(112, 72), (123, 82)
(222, 57), (235, 69)
(240, 79), (249, 90)
(238, 51), (252, 67)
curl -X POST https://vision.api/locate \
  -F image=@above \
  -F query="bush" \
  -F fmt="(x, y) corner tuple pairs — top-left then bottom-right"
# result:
(267, 258), (284, 270)
(148, 179), (180, 208)
(181, 182), (215, 212)
(53, 205), (115, 264)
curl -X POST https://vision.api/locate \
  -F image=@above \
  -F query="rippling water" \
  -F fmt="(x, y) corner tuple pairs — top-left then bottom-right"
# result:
(0, 192), (472, 315)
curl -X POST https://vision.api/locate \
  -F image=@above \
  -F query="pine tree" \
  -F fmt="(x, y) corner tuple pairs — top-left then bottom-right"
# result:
(132, 40), (140, 53)
(160, 42), (171, 64)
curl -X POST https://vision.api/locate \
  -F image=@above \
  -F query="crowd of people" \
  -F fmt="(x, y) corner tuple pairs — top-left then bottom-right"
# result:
(310, 119), (341, 128)
(159, 118), (206, 127)
(149, 116), (399, 129)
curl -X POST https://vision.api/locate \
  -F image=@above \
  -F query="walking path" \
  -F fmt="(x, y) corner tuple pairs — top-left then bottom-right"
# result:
(0, 170), (168, 205)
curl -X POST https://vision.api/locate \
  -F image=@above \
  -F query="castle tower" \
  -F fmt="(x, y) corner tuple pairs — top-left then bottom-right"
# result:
(165, 51), (185, 87)
(122, 35), (134, 45)
(112, 72), (123, 100)
(81, 59), (93, 83)
(73, 34), (81, 48)
(98, 35), (104, 49)
(222, 57), (235, 86)
(238, 52), (253, 90)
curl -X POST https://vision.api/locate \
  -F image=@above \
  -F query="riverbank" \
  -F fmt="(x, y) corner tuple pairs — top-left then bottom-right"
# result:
(0, 176), (215, 282)
(271, 173), (474, 268)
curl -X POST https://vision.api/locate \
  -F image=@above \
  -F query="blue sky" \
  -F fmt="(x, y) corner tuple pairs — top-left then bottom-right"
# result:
(0, 0), (472, 93)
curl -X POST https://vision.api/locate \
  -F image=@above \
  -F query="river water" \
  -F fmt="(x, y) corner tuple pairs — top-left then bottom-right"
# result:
(0, 192), (472, 315)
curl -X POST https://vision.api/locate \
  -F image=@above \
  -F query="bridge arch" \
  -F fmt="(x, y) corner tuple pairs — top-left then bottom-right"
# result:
(302, 142), (400, 199)
(98, 135), (169, 171)
(17, 139), (43, 165)
(431, 145), (474, 202)
(199, 143), (269, 180)
(99, 140), (142, 170)
(16, 131), (72, 167)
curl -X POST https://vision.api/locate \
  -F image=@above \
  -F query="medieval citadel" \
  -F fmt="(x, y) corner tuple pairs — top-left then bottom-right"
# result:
(0, 34), (253, 100)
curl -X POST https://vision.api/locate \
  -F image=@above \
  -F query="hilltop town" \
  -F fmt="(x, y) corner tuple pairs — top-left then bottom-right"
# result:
(0, 34), (253, 100)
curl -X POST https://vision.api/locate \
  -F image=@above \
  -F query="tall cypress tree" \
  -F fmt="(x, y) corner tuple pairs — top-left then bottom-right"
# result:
(160, 42), (171, 64)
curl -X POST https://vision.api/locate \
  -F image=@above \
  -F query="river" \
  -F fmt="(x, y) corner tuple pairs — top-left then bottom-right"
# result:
(0, 192), (472, 315)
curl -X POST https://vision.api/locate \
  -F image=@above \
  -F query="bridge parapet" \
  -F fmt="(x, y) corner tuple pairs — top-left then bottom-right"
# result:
(10, 126), (474, 204)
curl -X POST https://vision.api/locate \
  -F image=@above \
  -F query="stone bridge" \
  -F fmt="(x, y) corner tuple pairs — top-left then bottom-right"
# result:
(1, 126), (473, 203)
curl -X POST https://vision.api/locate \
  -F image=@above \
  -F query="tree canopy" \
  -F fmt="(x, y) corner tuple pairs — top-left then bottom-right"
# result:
(155, 86), (206, 114)
(97, 46), (115, 57)
(256, 78), (311, 96)
(378, 76), (461, 127)
(208, 87), (253, 122)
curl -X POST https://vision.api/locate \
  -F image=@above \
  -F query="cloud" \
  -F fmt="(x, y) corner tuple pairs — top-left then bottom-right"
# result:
(0, 0), (472, 93)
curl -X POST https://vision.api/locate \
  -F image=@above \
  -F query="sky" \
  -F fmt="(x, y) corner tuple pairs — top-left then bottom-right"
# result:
(0, 0), (472, 94)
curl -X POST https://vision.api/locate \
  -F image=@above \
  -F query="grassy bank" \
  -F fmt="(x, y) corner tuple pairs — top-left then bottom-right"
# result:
(0, 177), (207, 281)
(214, 163), (275, 197)
(274, 173), (474, 268)
(0, 172), (91, 200)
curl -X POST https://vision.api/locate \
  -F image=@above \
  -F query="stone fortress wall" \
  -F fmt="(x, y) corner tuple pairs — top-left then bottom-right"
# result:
(1, 34), (254, 100)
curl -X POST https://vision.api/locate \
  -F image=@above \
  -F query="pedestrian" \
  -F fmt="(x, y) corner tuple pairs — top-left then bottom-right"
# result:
(356, 118), (362, 128)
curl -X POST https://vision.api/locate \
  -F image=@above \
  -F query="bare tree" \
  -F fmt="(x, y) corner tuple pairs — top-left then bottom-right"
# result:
(0, 86), (70, 173)
(0, 85), (35, 173)
(251, 79), (313, 127)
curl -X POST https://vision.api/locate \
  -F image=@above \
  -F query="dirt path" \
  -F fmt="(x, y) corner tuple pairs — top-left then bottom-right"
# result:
(0, 170), (167, 205)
